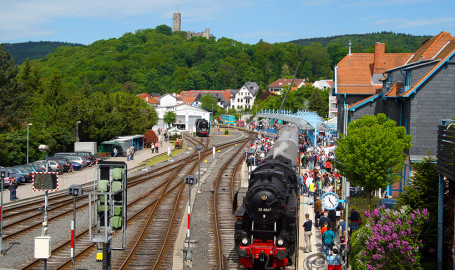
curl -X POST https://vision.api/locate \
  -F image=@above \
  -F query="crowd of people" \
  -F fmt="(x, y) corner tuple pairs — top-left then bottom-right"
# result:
(244, 132), (278, 169)
(244, 127), (360, 269)
(298, 131), (364, 269)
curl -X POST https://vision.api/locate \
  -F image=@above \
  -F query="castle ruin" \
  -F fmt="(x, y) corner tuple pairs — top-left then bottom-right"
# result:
(172, 13), (210, 39)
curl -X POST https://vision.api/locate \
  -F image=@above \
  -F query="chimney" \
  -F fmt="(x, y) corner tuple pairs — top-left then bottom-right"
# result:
(348, 40), (352, 55)
(373, 42), (385, 74)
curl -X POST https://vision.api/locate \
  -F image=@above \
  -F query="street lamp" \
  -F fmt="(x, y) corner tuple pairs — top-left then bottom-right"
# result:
(76, 121), (81, 142)
(37, 144), (50, 269)
(27, 123), (33, 164)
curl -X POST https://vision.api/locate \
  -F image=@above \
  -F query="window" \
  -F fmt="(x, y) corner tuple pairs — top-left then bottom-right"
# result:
(405, 70), (412, 87)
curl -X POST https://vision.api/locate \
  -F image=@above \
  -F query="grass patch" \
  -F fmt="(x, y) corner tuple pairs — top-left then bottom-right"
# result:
(144, 141), (186, 166)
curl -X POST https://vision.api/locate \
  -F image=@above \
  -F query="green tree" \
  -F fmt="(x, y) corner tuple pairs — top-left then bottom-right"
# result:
(335, 113), (412, 211)
(0, 45), (22, 131)
(156, 24), (172, 36)
(164, 111), (177, 128)
(200, 94), (220, 113)
(398, 155), (438, 267)
(308, 87), (327, 117)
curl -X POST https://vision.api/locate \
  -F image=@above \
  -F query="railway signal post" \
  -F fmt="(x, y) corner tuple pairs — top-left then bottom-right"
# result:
(89, 161), (127, 270)
(184, 175), (197, 263)
(68, 185), (83, 270)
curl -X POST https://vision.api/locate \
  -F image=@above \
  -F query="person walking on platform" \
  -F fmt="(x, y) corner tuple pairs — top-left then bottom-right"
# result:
(326, 248), (342, 270)
(322, 227), (336, 256)
(155, 141), (159, 153)
(303, 213), (312, 253)
(319, 211), (331, 230)
(338, 216), (349, 256)
(328, 209), (337, 233)
(151, 142), (155, 154)
(350, 208), (361, 232)
(314, 195), (322, 227)
(308, 182), (315, 205)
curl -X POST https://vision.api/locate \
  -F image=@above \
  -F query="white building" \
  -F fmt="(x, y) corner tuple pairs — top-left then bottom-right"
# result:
(312, 79), (333, 90)
(159, 93), (183, 107)
(230, 81), (259, 109)
(312, 79), (337, 119)
(155, 104), (211, 132)
(328, 91), (337, 119)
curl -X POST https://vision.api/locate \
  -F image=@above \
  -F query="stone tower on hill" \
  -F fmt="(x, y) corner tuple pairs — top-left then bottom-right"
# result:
(173, 13), (181, 32)
(171, 12), (210, 39)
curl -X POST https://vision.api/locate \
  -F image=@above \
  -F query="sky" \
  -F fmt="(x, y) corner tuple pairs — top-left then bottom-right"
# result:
(1, 0), (455, 45)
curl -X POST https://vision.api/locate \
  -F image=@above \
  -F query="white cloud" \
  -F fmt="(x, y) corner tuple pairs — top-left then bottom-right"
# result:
(301, 0), (334, 7)
(372, 17), (455, 29)
(342, 0), (433, 8)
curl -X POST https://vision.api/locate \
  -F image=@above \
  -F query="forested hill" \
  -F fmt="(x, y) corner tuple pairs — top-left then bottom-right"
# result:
(2, 41), (84, 64)
(290, 32), (432, 53)
(24, 27), (433, 95)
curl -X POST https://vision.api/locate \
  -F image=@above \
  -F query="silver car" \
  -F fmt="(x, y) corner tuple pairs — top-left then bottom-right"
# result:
(33, 160), (63, 173)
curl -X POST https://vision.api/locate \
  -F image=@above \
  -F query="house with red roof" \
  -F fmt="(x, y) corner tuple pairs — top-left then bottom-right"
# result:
(268, 78), (305, 95)
(335, 32), (455, 194)
(136, 93), (160, 107)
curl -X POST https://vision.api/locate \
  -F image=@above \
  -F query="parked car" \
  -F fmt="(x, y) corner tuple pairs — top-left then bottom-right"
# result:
(33, 160), (63, 173)
(378, 198), (398, 209)
(75, 151), (97, 164)
(27, 163), (45, 173)
(66, 156), (88, 167)
(3, 167), (25, 184)
(10, 166), (33, 182)
(48, 156), (71, 172)
(71, 162), (82, 170)
(14, 164), (44, 182)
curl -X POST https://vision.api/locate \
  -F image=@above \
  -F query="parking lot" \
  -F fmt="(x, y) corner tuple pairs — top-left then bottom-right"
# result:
(1, 141), (174, 204)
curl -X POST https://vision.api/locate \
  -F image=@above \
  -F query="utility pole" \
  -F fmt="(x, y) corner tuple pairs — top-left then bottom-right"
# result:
(0, 169), (8, 255)
(279, 62), (301, 111)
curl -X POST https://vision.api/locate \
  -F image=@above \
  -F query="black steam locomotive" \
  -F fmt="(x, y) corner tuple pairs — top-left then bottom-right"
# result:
(195, 118), (210, 137)
(235, 126), (299, 269)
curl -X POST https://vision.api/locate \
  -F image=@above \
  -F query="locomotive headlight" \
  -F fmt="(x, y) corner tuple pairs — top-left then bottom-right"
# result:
(277, 239), (284, 246)
(242, 238), (249, 245)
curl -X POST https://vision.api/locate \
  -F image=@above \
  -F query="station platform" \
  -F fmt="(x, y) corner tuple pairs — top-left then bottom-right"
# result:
(299, 193), (333, 270)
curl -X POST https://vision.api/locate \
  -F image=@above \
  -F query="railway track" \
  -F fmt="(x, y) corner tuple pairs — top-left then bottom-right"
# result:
(209, 131), (254, 269)
(3, 131), (254, 270)
(2, 135), (206, 242)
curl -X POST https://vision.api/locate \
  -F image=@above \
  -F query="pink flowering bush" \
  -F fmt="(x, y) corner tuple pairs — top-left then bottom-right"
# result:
(350, 205), (429, 270)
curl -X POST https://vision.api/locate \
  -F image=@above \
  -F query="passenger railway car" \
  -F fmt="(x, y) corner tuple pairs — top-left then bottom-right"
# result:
(235, 126), (300, 269)
(195, 119), (210, 137)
